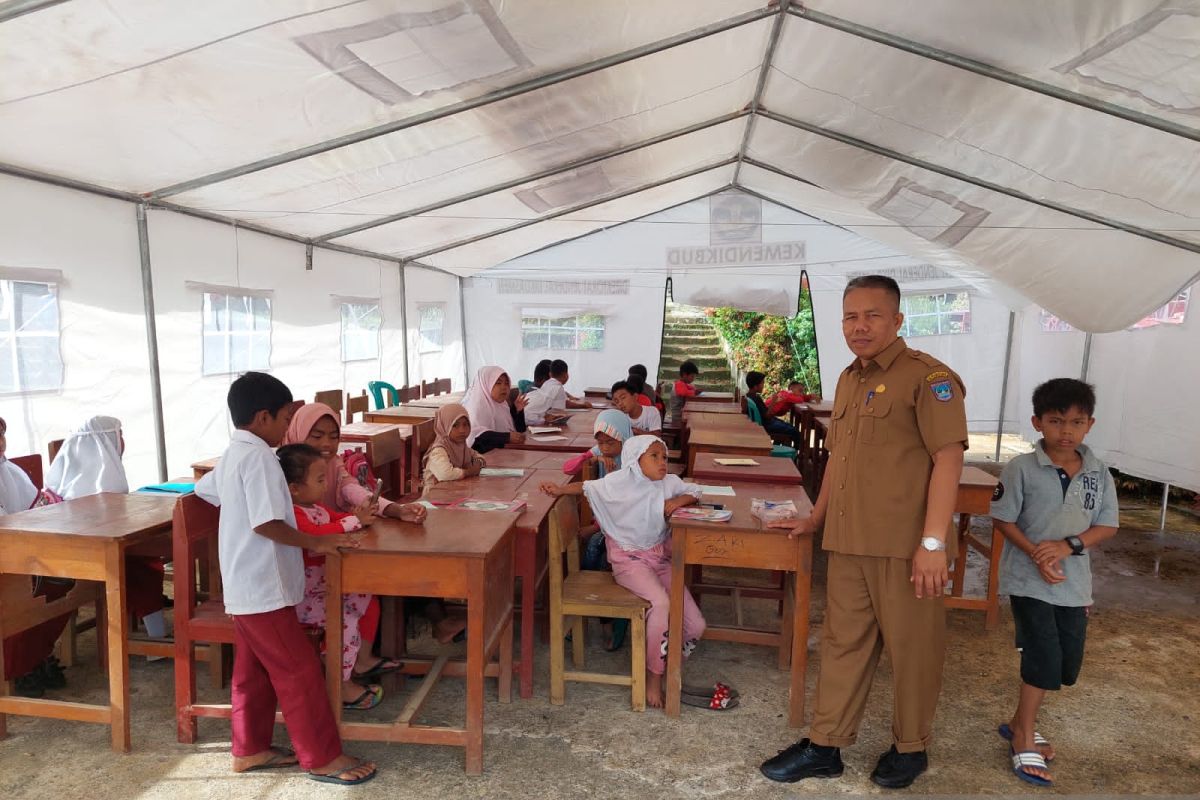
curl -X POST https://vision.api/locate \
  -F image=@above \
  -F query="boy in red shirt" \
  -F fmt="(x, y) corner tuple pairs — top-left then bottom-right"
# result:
(767, 380), (815, 418)
(670, 360), (701, 421)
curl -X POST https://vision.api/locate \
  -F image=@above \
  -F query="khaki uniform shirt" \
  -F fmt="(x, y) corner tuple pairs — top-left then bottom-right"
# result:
(823, 337), (968, 559)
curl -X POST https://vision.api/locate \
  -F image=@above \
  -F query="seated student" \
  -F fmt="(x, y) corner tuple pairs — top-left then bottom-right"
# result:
(766, 380), (816, 418)
(463, 366), (528, 454)
(194, 372), (377, 785)
(0, 416), (70, 698)
(282, 403), (427, 523)
(670, 360), (702, 420)
(279, 444), (401, 711)
(422, 403), (486, 489)
(47, 416), (169, 644)
(519, 359), (553, 395)
(745, 371), (801, 446)
(611, 379), (662, 434)
(628, 364), (664, 412)
(525, 359), (589, 425)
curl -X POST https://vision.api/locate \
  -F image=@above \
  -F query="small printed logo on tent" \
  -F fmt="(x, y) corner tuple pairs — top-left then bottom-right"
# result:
(992, 483), (1004, 502)
(930, 379), (954, 403)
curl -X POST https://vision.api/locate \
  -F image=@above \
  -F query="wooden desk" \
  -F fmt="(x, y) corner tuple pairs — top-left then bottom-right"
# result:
(364, 406), (438, 425)
(685, 427), (773, 473)
(794, 400), (833, 418)
(326, 509), (516, 775)
(481, 449), (575, 472)
(340, 421), (411, 499)
(683, 402), (743, 415)
(683, 391), (736, 405)
(683, 411), (756, 428)
(0, 493), (176, 751)
(423, 471), (574, 699)
(191, 457), (218, 480)
(405, 392), (466, 408)
(690, 451), (802, 484)
(666, 483), (814, 726)
(945, 465), (1004, 628)
(583, 387), (610, 399)
(508, 432), (595, 454)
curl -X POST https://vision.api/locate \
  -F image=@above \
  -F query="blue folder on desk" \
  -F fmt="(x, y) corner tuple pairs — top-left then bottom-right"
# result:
(136, 482), (195, 495)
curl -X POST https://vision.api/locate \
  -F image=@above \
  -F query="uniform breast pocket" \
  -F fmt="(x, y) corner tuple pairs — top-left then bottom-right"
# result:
(827, 401), (848, 446)
(861, 398), (892, 445)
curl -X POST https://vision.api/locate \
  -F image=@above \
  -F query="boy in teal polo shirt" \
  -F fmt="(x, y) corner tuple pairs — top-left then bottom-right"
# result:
(991, 378), (1119, 788)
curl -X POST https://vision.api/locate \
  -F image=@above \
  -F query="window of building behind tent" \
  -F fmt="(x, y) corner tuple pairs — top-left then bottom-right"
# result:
(1040, 288), (1191, 332)
(0, 279), (63, 394)
(418, 303), (445, 354)
(899, 292), (971, 338)
(521, 313), (605, 351)
(202, 292), (271, 376)
(341, 301), (381, 362)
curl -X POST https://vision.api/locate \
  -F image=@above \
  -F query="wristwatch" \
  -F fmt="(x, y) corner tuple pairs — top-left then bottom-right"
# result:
(919, 536), (946, 552)
(1066, 535), (1085, 556)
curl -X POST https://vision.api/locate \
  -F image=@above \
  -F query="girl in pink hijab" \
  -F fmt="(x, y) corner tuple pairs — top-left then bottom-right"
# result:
(461, 366), (528, 454)
(282, 402), (425, 523)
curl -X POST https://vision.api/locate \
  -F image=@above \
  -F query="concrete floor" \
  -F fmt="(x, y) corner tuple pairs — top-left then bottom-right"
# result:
(1, 522), (1197, 799)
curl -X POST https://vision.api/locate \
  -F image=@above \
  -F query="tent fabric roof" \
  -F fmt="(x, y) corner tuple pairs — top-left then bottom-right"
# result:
(1, 0), (1197, 331)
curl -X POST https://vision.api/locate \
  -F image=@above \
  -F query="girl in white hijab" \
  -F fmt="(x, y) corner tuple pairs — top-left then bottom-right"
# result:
(47, 416), (167, 640)
(0, 417), (39, 515)
(461, 366), (528, 453)
(542, 435), (708, 708)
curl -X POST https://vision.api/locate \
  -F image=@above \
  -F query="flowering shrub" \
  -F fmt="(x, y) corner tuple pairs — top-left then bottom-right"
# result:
(706, 285), (821, 395)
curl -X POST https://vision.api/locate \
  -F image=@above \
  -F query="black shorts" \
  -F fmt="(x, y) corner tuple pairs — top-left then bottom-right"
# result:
(1010, 595), (1088, 691)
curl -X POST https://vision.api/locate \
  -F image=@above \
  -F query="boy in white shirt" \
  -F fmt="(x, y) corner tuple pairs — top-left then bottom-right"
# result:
(194, 372), (377, 786)
(611, 379), (662, 433)
(524, 359), (588, 424)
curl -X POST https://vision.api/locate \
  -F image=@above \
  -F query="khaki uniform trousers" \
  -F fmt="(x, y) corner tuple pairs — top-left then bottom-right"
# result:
(808, 552), (946, 753)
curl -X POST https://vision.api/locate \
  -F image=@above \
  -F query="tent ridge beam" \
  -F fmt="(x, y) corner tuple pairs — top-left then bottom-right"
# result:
(759, 109), (1200, 257)
(317, 110), (750, 242)
(733, 0), (791, 184)
(403, 158), (737, 263)
(149, 7), (777, 200)
(0, 0), (68, 24)
(790, 6), (1200, 144)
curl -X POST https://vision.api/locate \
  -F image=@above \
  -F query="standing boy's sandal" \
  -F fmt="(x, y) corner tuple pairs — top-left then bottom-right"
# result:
(351, 657), (403, 684)
(998, 723), (1054, 760)
(682, 681), (739, 700)
(309, 760), (378, 786)
(1010, 748), (1053, 787)
(680, 684), (739, 710)
(343, 684), (384, 710)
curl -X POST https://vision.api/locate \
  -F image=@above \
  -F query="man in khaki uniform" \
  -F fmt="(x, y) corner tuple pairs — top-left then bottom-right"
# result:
(761, 275), (967, 789)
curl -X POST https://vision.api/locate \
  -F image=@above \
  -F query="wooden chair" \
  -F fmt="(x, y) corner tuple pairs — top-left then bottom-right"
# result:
(345, 391), (370, 424)
(314, 389), (343, 416)
(399, 384), (422, 403)
(547, 494), (648, 711)
(47, 438), (64, 465)
(433, 377), (452, 396)
(420, 378), (436, 398)
(10, 453), (43, 493)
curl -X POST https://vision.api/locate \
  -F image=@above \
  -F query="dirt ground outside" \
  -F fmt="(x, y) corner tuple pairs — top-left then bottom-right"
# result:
(1, 518), (1196, 799)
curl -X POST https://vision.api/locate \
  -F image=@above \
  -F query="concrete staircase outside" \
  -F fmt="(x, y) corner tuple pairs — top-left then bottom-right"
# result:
(657, 303), (735, 394)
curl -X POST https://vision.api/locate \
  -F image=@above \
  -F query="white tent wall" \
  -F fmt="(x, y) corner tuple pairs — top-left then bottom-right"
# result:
(462, 273), (666, 395)
(147, 212), (407, 479)
(404, 266), (466, 391)
(0, 174), (158, 485)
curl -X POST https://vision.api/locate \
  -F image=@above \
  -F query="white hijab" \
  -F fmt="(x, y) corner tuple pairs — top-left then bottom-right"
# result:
(0, 457), (38, 514)
(462, 365), (514, 446)
(46, 415), (128, 499)
(582, 435), (701, 552)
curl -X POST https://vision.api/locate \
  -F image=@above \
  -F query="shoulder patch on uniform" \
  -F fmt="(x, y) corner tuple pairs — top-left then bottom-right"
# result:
(908, 349), (942, 368)
(930, 379), (954, 402)
(925, 370), (950, 383)
(992, 482), (1004, 501)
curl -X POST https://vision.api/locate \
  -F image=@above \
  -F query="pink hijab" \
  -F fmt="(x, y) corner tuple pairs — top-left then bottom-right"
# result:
(461, 365), (514, 446)
(282, 402), (358, 511)
(429, 403), (474, 469)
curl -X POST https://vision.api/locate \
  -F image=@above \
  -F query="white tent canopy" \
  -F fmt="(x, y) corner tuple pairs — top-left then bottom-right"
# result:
(0, 0), (1197, 488)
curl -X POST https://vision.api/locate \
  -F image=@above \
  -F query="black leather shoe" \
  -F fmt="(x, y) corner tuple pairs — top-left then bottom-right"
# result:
(870, 745), (928, 788)
(760, 738), (844, 783)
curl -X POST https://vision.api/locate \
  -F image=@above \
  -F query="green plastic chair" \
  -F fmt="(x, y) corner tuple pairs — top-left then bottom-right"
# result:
(367, 380), (399, 410)
(745, 398), (798, 459)
(517, 379), (535, 395)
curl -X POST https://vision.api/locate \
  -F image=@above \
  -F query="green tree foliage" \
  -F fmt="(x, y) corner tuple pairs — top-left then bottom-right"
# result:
(706, 282), (822, 396)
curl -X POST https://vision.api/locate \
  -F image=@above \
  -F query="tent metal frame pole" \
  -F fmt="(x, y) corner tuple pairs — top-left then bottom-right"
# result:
(398, 265), (410, 387)
(759, 109), (1200, 257)
(740, 156), (821, 188)
(994, 310), (1016, 462)
(458, 276), (469, 388)
(732, 0), (791, 185)
(1159, 482), (1170, 531)
(149, 7), (777, 199)
(135, 203), (169, 481)
(402, 158), (737, 263)
(1080, 333), (1093, 381)
(789, 7), (1200, 144)
(318, 111), (749, 242)
(0, 0), (68, 24)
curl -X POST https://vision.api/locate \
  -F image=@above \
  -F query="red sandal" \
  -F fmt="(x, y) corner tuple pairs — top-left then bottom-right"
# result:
(680, 682), (739, 710)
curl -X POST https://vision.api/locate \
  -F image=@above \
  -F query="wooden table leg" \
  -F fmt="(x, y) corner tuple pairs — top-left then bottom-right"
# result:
(0, 583), (9, 740)
(779, 570), (794, 670)
(516, 534), (535, 699)
(951, 514), (970, 597)
(104, 545), (131, 752)
(498, 617), (513, 704)
(325, 552), (344, 728)
(985, 526), (1004, 630)
(664, 528), (686, 718)
(465, 565), (485, 776)
(789, 535), (813, 728)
